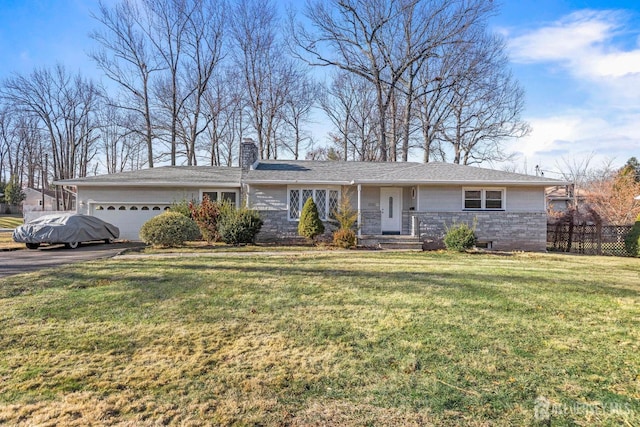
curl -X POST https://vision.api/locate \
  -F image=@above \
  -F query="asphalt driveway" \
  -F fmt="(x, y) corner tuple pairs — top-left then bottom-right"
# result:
(0, 242), (145, 278)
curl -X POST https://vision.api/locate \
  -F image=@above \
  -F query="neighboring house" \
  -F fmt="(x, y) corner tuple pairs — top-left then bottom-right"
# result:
(545, 185), (587, 213)
(22, 187), (69, 212)
(56, 139), (564, 251)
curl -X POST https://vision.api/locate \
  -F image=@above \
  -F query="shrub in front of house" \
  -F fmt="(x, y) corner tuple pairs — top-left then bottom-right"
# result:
(624, 214), (640, 257)
(189, 195), (221, 243)
(333, 228), (357, 249)
(331, 192), (358, 248)
(298, 198), (325, 241)
(169, 199), (192, 218)
(217, 203), (263, 245)
(140, 211), (200, 247)
(443, 222), (477, 252)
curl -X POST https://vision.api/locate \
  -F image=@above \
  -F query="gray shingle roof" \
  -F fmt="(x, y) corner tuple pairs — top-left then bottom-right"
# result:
(56, 161), (563, 187)
(57, 166), (242, 187)
(245, 160), (563, 186)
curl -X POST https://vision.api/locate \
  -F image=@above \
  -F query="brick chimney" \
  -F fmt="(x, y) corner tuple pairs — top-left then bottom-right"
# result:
(240, 138), (259, 170)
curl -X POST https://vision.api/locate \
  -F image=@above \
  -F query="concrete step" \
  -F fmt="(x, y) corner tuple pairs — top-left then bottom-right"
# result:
(378, 241), (424, 250)
(358, 235), (423, 250)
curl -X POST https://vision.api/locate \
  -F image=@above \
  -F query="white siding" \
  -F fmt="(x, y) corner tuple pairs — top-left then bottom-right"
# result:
(418, 185), (546, 212)
(249, 185), (287, 211)
(418, 186), (461, 212)
(506, 187), (546, 212)
(77, 187), (204, 212)
(360, 186), (379, 209)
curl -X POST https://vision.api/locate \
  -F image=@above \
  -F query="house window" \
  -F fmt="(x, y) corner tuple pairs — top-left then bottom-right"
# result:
(200, 190), (239, 206)
(288, 187), (340, 220)
(463, 188), (505, 210)
(328, 190), (339, 218)
(221, 192), (237, 205)
(203, 191), (218, 202)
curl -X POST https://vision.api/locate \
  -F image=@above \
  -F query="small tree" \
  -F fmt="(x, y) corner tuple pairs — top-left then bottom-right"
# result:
(587, 166), (640, 225)
(298, 197), (324, 241)
(4, 176), (25, 206)
(624, 214), (640, 257)
(189, 195), (221, 243)
(332, 191), (357, 248)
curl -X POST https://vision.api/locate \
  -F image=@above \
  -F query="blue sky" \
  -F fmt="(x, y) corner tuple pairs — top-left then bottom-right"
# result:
(0, 0), (639, 173)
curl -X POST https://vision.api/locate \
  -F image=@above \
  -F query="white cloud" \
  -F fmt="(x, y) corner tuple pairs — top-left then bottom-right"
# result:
(508, 112), (640, 171)
(503, 9), (640, 171)
(508, 10), (640, 79)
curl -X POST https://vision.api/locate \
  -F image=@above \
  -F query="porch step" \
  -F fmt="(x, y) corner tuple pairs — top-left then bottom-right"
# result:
(358, 235), (423, 250)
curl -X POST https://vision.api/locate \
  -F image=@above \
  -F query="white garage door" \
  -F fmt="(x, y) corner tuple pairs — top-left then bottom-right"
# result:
(91, 203), (171, 241)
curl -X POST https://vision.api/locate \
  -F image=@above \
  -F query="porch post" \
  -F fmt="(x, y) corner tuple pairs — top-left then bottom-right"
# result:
(357, 184), (362, 238)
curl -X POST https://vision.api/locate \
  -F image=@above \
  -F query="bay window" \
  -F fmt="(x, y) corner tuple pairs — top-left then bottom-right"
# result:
(289, 187), (340, 220)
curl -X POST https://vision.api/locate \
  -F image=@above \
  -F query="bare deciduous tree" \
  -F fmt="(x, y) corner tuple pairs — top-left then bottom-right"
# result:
(203, 69), (246, 166)
(438, 31), (530, 165)
(91, 0), (160, 168)
(586, 164), (640, 225)
(179, 0), (225, 165)
(97, 103), (146, 173)
(293, 0), (493, 161)
(319, 72), (378, 161)
(1, 65), (100, 209)
(281, 71), (320, 160)
(231, 0), (288, 159)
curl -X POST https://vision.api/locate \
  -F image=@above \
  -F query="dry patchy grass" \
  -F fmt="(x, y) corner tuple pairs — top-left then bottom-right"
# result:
(0, 215), (23, 229)
(0, 252), (638, 426)
(0, 231), (22, 250)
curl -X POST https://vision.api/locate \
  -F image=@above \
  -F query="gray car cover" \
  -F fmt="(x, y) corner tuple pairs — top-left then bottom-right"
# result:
(13, 214), (120, 244)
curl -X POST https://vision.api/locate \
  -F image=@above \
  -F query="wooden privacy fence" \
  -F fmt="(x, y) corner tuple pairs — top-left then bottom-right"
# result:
(547, 223), (633, 256)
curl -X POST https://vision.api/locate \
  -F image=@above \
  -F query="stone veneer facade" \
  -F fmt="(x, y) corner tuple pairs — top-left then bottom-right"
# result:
(411, 211), (547, 252)
(256, 208), (547, 251)
(256, 210), (335, 242)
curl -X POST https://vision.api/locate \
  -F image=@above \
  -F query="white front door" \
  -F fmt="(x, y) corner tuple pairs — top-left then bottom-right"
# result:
(380, 187), (402, 234)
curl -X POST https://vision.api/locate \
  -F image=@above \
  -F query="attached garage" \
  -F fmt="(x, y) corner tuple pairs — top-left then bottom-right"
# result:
(91, 204), (171, 240)
(56, 166), (242, 241)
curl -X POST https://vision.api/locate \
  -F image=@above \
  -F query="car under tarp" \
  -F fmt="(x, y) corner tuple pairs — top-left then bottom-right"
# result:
(13, 214), (120, 246)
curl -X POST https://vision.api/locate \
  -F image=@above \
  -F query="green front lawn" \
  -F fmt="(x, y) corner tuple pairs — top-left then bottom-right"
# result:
(0, 252), (638, 425)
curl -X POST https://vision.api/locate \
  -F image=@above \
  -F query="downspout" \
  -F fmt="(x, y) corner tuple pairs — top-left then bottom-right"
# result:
(357, 183), (362, 238)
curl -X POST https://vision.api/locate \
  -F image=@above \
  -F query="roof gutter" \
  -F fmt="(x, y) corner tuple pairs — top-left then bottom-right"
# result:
(349, 179), (569, 186)
(242, 179), (353, 186)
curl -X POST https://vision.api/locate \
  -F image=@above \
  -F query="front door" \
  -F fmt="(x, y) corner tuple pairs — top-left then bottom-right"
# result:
(380, 187), (402, 234)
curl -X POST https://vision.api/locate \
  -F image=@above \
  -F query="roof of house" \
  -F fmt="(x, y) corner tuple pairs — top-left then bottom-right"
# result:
(55, 160), (564, 187)
(545, 185), (588, 200)
(56, 166), (243, 187)
(25, 187), (57, 198)
(245, 160), (564, 186)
